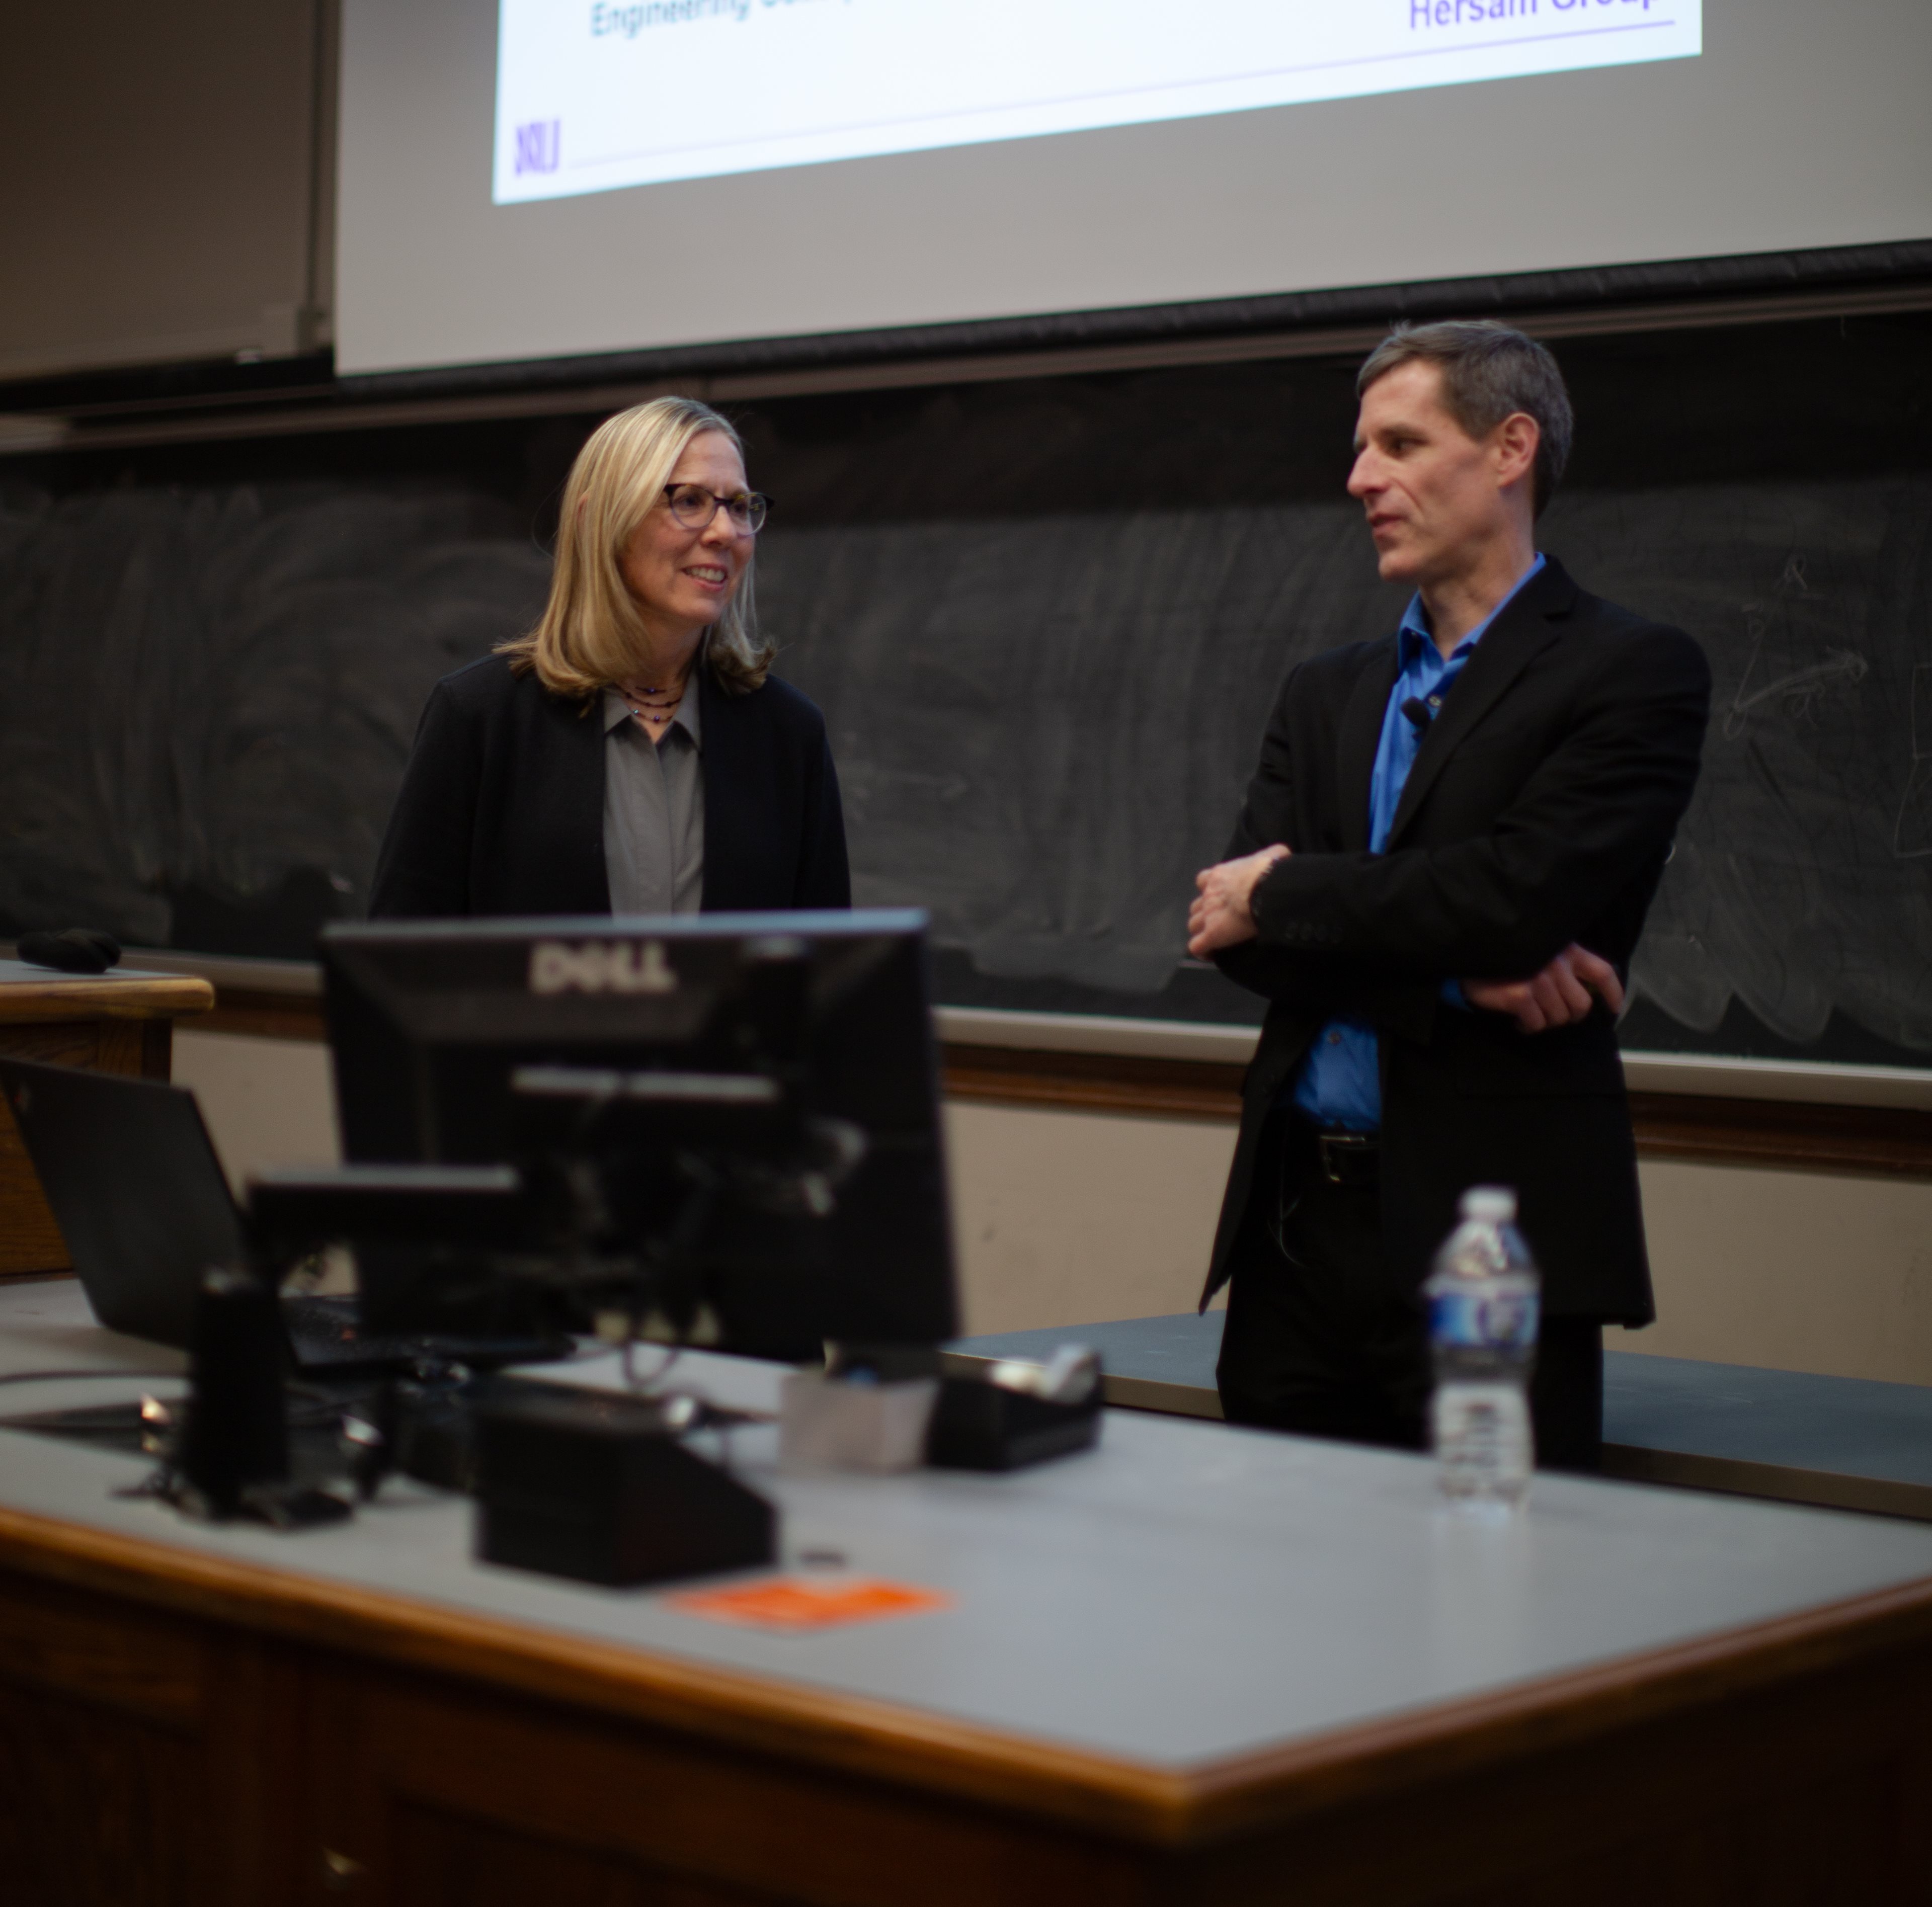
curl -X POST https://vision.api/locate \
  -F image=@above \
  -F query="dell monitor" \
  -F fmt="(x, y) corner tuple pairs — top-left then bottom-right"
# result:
(319, 910), (957, 1356)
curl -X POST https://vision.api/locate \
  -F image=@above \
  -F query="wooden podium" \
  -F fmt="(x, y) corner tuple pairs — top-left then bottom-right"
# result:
(0, 959), (215, 1281)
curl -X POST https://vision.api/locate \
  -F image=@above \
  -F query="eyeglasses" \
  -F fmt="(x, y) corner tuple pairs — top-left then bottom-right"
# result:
(662, 483), (770, 535)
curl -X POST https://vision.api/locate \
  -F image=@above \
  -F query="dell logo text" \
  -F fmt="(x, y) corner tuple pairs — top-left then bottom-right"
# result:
(528, 940), (678, 996)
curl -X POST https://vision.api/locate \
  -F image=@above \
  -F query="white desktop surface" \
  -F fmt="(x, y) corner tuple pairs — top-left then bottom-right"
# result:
(5, 1278), (1932, 1774)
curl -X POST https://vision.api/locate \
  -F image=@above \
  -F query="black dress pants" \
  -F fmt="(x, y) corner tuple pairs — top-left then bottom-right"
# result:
(1216, 1109), (1604, 1473)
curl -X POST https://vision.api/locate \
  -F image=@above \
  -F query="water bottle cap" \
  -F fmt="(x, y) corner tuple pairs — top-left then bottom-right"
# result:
(1459, 1186), (1517, 1223)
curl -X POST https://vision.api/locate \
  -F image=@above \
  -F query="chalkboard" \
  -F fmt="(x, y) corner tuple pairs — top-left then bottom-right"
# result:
(0, 482), (550, 951)
(3, 312), (1928, 1066)
(762, 474), (1932, 1062)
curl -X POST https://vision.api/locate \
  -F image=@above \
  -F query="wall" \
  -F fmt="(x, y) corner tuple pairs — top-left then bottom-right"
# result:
(173, 1030), (338, 1197)
(952, 1108), (1932, 1389)
(172, 1028), (1932, 1386)
(0, 2), (331, 380)
(943, 1102), (1232, 1334)
(1626, 1160), (1932, 1386)
(169, 1030), (1229, 1333)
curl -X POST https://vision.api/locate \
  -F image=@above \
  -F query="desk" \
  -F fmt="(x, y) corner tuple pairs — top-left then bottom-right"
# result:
(4, 1279), (1932, 1905)
(0, 960), (214, 1280)
(951, 1313), (1932, 1524)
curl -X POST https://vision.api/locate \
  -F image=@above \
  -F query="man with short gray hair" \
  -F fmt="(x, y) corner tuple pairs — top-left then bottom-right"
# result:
(1188, 320), (1710, 1470)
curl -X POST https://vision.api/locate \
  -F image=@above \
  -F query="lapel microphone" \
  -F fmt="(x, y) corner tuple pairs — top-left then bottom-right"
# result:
(1400, 697), (1433, 735)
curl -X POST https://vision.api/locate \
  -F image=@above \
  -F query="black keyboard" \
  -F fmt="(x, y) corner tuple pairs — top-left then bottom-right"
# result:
(281, 1295), (570, 1374)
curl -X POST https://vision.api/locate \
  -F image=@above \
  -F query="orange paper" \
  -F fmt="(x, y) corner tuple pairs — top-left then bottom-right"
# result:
(666, 1574), (952, 1633)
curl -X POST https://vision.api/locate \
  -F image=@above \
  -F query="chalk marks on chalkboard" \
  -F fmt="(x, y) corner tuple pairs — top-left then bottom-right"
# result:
(1557, 478), (1932, 1053)
(1725, 644), (1869, 738)
(0, 483), (548, 947)
(1721, 555), (1871, 741)
(1716, 551), (1866, 742)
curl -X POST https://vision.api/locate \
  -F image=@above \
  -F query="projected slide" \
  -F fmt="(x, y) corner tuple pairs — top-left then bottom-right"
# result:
(494, 0), (1701, 204)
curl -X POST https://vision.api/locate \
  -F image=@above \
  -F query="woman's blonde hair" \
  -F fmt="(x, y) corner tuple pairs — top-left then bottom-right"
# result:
(499, 395), (773, 696)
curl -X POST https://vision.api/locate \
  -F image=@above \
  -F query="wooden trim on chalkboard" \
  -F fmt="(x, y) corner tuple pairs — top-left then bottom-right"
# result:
(1625, 1092), (1932, 1179)
(192, 993), (1932, 1178)
(942, 1043), (1247, 1121)
(939, 1044), (1932, 1179)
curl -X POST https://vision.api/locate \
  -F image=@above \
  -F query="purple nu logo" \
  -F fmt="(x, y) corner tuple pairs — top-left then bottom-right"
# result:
(514, 120), (561, 175)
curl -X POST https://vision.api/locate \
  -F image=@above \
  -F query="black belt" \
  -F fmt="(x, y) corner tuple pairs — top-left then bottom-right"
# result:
(1286, 1117), (1381, 1190)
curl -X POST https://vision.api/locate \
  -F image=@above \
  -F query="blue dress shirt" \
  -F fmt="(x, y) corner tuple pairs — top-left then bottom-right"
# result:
(1289, 555), (1546, 1131)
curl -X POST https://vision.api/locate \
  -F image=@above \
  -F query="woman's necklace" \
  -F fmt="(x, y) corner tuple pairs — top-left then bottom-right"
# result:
(619, 671), (686, 735)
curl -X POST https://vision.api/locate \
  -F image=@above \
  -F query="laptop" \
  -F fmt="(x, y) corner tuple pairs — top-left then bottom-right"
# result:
(0, 1056), (566, 1374)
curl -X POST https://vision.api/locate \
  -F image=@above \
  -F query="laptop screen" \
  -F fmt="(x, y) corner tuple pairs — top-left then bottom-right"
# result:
(0, 1057), (244, 1350)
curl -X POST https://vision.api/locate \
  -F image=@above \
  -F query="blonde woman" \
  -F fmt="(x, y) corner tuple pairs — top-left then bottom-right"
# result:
(369, 396), (848, 919)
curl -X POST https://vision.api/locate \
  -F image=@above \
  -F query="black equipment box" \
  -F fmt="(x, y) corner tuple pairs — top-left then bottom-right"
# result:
(475, 1386), (776, 1588)
(925, 1374), (1102, 1471)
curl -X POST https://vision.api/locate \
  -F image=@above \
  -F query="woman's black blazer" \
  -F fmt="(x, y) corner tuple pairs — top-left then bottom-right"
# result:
(367, 654), (849, 919)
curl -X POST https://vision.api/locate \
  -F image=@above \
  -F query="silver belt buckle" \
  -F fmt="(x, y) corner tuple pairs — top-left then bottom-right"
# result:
(1316, 1130), (1376, 1186)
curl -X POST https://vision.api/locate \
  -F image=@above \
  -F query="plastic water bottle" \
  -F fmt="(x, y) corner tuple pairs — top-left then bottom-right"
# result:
(1426, 1187), (1540, 1507)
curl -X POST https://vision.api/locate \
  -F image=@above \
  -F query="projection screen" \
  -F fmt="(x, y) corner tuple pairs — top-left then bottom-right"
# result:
(337, 0), (1932, 376)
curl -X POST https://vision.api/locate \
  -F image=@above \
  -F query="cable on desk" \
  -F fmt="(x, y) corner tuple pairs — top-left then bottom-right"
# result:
(0, 1368), (185, 1386)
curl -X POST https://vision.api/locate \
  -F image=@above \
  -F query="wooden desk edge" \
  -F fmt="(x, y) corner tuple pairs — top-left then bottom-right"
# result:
(0, 972), (215, 1022)
(4, 1499), (1931, 1848)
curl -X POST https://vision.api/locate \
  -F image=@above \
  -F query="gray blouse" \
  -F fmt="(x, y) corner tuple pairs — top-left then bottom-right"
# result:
(601, 686), (704, 915)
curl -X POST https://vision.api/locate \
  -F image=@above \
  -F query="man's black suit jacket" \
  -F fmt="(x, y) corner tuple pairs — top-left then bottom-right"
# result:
(1205, 557), (1710, 1324)
(368, 654), (849, 919)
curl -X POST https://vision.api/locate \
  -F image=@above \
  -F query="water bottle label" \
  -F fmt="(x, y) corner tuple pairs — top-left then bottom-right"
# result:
(1429, 1287), (1539, 1351)
(1433, 1381), (1534, 1503)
